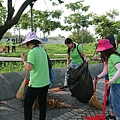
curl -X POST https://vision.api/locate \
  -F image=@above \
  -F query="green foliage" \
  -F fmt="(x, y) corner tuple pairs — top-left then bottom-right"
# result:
(19, 9), (63, 38)
(0, 1), (7, 26)
(92, 10), (120, 38)
(0, 62), (25, 74)
(62, 0), (93, 43)
(0, 42), (100, 73)
(69, 30), (95, 44)
(52, 61), (67, 68)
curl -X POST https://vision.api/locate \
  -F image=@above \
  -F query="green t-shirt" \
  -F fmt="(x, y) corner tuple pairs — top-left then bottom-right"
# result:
(6, 41), (10, 46)
(117, 46), (120, 54)
(12, 41), (16, 46)
(27, 46), (50, 87)
(70, 44), (83, 64)
(108, 54), (120, 84)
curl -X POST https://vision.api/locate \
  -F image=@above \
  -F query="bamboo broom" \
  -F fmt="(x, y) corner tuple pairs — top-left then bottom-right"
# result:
(88, 92), (102, 110)
(88, 78), (102, 110)
(16, 71), (28, 98)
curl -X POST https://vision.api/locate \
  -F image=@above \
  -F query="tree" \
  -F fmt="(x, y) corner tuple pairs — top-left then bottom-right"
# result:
(19, 9), (62, 39)
(92, 9), (120, 39)
(0, 0), (7, 26)
(0, 0), (64, 40)
(61, 0), (93, 44)
(69, 29), (95, 44)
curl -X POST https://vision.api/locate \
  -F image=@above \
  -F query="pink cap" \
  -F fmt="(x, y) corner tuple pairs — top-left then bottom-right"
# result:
(22, 32), (42, 44)
(96, 39), (113, 52)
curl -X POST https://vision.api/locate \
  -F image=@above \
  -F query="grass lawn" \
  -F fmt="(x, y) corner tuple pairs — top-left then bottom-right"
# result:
(0, 42), (100, 73)
(0, 42), (97, 58)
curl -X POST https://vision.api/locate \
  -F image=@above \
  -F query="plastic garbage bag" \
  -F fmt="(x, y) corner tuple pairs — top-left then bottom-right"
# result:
(67, 62), (94, 103)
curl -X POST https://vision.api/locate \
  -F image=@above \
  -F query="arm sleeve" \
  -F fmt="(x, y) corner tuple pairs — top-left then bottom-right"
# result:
(27, 50), (35, 66)
(109, 63), (120, 83)
(98, 62), (108, 78)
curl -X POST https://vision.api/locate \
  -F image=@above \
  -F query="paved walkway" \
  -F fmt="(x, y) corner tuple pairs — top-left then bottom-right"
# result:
(0, 78), (110, 120)
(0, 56), (22, 61)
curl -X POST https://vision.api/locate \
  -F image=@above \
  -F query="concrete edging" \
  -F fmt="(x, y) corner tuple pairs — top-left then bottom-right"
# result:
(0, 63), (103, 100)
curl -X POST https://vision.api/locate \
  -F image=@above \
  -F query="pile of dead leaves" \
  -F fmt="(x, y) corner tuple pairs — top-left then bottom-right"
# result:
(32, 95), (71, 110)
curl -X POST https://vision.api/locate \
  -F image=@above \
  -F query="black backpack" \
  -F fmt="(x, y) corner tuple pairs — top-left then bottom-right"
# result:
(44, 49), (52, 70)
(47, 54), (52, 70)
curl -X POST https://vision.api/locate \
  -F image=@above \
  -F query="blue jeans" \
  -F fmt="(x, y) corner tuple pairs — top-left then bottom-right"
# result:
(64, 63), (80, 86)
(70, 62), (80, 69)
(110, 84), (120, 119)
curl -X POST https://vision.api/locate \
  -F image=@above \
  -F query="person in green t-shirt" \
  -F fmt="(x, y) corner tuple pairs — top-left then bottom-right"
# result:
(60, 38), (86, 90)
(12, 38), (16, 53)
(96, 39), (120, 120)
(117, 46), (120, 54)
(21, 32), (50, 120)
(87, 37), (117, 106)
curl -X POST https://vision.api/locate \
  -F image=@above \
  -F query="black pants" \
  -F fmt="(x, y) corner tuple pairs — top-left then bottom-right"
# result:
(12, 46), (16, 52)
(24, 85), (49, 120)
(7, 46), (10, 53)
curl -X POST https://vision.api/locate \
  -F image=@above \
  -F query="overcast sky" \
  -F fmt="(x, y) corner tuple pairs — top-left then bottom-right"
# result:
(3, 0), (120, 37)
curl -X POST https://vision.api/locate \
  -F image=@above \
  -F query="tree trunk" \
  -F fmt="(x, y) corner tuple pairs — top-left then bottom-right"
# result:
(0, 0), (37, 40)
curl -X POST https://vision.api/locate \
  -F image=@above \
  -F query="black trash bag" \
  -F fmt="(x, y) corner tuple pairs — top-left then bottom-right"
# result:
(67, 62), (94, 103)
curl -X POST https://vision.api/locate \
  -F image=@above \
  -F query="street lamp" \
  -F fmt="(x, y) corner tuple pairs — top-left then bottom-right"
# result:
(81, 20), (86, 48)
(30, 2), (35, 32)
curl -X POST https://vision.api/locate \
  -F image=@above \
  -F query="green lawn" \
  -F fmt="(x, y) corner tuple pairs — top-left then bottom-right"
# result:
(0, 42), (100, 73)
(0, 42), (97, 58)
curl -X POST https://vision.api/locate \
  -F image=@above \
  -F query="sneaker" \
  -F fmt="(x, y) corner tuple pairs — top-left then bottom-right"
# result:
(106, 114), (116, 120)
(59, 85), (68, 89)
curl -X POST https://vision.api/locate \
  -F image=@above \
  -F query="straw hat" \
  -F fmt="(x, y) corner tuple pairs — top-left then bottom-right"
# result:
(22, 32), (42, 45)
(96, 39), (113, 52)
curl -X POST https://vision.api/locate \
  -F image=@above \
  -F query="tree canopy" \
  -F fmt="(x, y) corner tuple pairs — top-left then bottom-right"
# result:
(92, 9), (120, 39)
(0, 0), (63, 40)
(1, 0), (120, 44)
(19, 9), (62, 38)
(61, 0), (93, 44)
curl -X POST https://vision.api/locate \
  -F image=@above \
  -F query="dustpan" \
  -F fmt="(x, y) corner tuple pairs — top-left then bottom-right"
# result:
(85, 80), (108, 120)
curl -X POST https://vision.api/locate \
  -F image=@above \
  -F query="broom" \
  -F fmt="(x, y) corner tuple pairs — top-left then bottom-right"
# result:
(85, 81), (108, 120)
(88, 78), (103, 110)
(16, 71), (29, 98)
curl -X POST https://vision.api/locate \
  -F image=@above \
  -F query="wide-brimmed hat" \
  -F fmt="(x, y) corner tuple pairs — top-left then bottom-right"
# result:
(96, 39), (113, 52)
(21, 32), (42, 44)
